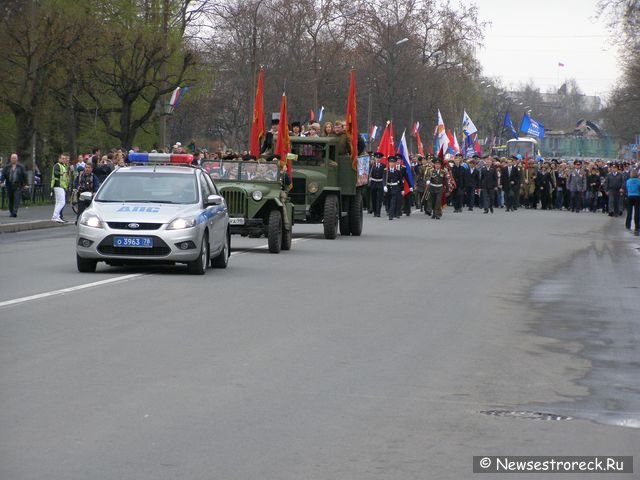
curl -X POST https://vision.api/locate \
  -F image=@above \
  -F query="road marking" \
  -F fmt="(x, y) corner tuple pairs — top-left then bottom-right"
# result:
(0, 238), (309, 308)
(0, 274), (146, 309)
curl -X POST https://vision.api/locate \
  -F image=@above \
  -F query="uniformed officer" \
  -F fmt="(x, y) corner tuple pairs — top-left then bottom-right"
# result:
(426, 157), (448, 219)
(369, 152), (385, 217)
(383, 156), (402, 220)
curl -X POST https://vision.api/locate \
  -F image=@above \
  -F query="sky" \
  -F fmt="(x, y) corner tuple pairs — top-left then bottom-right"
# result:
(475, 0), (620, 99)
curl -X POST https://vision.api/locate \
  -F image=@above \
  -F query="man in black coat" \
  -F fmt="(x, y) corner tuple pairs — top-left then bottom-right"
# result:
(451, 153), (466, 212)
(368, 152), (385, 217)
(2, 153), (28, 217)
(502, 157), (520, 212)
(480, 161), (498, 213)
(465, 158), (480, 210)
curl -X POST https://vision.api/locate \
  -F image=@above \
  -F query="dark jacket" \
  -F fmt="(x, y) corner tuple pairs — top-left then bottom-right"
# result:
(2, 163), (28, 189)
(465, 167), (480, 189)
(480, 166), (497, 190)
(451, 164), (466, 191)
(501, 165), (520, 189)
(605, 172), (624, 191)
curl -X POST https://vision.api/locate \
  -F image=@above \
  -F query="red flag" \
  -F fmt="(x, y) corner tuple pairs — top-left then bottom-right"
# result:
(310, 109), (315, 121)
(446, 129), (455, 153)
(377, 121), (395, 166)
(524, 151), (529, 169)
(249, 69), (265, 157)
(275, 92), (292, 184)
(345, 69), (358, 170)
(414, 123), (424, 156)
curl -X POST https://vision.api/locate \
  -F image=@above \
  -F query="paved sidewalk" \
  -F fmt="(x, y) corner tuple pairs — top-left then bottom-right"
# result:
(0, 203), (74, 233)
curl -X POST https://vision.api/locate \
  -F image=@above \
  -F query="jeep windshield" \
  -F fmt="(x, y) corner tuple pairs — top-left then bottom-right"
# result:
(203, 160), (279, 183)
(95, 172), (199, 204)
(290, 143), (326, 166)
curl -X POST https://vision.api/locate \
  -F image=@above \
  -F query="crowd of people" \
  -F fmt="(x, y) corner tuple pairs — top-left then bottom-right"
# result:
(364, 151), (640, 232)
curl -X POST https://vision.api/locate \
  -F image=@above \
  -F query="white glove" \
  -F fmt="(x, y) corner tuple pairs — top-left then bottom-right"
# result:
(426, 181), (431, 185)
(383, 186), (388, 193)
(409, 187), (414, 192)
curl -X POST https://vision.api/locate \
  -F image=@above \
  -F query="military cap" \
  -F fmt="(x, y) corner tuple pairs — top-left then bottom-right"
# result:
(374, 152), (384, 158)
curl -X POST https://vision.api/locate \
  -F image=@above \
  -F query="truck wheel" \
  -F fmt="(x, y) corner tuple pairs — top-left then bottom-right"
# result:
(339, 196), (351, 236)
(268, 210), (282, 253)
(281, 224), (292, 251)
(349, 193), (363, 236)
(77, 255), (97, 273)
(187, 233), (209, 275)
(211, 230), (230, 268)
(323, 194), (338, 240)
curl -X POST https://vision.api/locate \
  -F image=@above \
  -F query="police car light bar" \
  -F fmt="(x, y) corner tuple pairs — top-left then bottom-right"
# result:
(128, 153), (194, 164)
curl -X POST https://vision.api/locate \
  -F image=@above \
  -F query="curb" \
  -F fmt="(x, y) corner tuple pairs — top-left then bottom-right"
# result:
(0, 220), (72, 234)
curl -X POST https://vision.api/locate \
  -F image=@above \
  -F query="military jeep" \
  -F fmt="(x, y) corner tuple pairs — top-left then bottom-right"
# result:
(288, 137), (364, 239)
(204, 159), (294, 253)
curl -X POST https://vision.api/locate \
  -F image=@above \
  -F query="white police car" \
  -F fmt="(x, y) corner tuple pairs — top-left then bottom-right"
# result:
(76, 153), (230, 274)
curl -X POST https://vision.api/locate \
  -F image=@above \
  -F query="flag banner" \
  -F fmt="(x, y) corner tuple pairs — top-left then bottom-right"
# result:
(370, 125), (378, 140)
(275, 92), (292, 187)
(169, 87), (180, 107)
(462, 110), (478, 137)
(433, 110), (448, 155)
(175, 86), (189, 109)
(310, 109), (315, 121)
(317, 106), (325, 122)
(377, 121), (395, 166)
(345, 70), (359, 170)
(503, 112), (518, 139)
(413, 121), (420, 135)
(519, 113), (545, 138)
(397, 131), (414, 195)
(249, 70), (265, 156)
(416, 130), (424, 156)
(453, 130), (461, 154)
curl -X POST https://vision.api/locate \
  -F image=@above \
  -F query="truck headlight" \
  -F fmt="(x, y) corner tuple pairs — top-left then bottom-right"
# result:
(167, 217), (197, 230)
(252, 190), (263, 201)
(308, 182), (319, 193)
(79, 212), (104, 229)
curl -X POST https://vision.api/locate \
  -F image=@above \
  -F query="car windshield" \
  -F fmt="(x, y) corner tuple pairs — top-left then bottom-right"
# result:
(95, 172), (199, 204)
(291, 142), (326, 166)
(203, 160), (279, 182)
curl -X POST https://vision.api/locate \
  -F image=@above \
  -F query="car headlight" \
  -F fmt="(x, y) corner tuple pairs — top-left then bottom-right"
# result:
(167, 217), (197, 230)
(251, 190), (263, 201)
(308, 182), (319, 194)
(79, 212), (104, 229)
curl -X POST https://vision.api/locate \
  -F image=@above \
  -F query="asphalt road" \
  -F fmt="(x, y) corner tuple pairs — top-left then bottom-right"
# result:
(1, 208), (638, 479)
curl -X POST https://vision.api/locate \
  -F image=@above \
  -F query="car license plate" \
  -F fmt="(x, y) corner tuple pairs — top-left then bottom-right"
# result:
(229, 218), (245, 225)
(113, 236), (153, 248)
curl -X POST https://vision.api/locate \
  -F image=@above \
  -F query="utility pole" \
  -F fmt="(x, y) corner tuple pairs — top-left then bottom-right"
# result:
(159, 0), (169, 151)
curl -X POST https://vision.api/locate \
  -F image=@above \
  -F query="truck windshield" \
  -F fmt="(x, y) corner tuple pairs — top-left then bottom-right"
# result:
(203, 160), (279, 182)
(291, 143), (326, 166)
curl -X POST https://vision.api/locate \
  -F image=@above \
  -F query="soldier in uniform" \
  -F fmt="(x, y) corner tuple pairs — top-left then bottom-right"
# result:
(369, 152), (385, 217)
(413, 155), (426, 212)
(523, 159), (538, 208)
(425, 157), (448, 219)
(383, 156), (402, 220)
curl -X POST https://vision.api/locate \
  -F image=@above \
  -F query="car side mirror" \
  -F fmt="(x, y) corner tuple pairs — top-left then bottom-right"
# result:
(79, 191), (93, 202)
(206, 194), (223, 206)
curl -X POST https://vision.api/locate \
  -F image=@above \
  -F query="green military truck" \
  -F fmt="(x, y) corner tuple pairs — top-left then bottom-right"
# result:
(204, 159), (293, 253)
(288, 137), (364, 239)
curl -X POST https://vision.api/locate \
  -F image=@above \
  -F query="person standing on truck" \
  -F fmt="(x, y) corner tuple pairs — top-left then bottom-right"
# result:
(333, 120), (351, 156)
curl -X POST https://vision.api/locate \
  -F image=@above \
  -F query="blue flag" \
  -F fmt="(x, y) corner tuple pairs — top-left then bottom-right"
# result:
(503, 112), (518, 139)
(519, 113), (545, 138)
